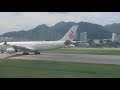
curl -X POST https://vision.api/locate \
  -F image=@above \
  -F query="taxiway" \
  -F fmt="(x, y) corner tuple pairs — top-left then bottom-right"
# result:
(1, 52), (120, 65)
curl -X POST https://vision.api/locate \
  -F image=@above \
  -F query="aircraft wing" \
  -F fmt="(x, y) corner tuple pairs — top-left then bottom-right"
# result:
(6, 44), (33, 51)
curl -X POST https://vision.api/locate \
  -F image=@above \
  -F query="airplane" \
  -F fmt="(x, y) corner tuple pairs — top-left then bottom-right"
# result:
(0, 25), (78, 55)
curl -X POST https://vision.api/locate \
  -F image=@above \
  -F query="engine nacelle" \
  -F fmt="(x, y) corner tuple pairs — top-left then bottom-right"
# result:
(64, 40), (72, 45)
(6, 48), (16, 54)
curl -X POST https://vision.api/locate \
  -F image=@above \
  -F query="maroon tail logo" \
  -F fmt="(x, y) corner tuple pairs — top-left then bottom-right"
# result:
(68, 30), (74, 39)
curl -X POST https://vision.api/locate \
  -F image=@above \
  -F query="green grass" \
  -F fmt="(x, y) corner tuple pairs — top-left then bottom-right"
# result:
(47, 49), (120, 55)
(0, 59), (120, 78)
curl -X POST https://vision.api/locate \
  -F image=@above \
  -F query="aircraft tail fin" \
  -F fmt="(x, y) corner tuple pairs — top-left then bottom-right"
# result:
(59, 25), (78, 41)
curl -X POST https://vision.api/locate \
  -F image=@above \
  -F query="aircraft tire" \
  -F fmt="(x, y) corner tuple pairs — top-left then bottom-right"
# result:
(23, 52), (29, 55)
(1, 50), (4, 54)
(34, 52), (40, 55)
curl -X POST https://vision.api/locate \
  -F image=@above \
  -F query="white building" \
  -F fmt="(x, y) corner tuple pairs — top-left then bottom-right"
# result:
(112, 33), (117, 42)
(80, 32), (87, 43)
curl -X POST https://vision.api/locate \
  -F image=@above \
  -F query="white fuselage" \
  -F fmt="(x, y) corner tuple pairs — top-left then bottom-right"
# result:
(0, 41), (66, 52)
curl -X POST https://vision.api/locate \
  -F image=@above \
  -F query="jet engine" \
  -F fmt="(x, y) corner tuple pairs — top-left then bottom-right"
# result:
(64, 40), (72, 45)
(6, 48), (16, 54)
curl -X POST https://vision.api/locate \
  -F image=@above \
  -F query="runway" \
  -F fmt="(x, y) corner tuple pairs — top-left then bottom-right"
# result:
(1, 52), (120, 65)
(62, 47), (120, 50)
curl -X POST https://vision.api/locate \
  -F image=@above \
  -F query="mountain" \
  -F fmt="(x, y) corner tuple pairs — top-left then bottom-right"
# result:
(0, 21), (112, 41)
(76, 22), (112, 39)
(52, 21), (112, 39)
(105, 23), (120, 34)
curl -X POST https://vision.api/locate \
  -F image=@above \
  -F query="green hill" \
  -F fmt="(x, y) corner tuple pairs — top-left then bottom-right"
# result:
(105, 23), (120, 34)
(0, 21), (112, 41)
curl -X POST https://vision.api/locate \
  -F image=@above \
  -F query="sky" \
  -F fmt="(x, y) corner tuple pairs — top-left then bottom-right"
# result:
(0, 12), (120, 35)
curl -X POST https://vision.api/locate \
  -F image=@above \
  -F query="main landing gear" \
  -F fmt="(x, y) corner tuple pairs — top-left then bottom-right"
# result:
(22, 51), (40, 55)
(1, 50), (4, 54)
(23, 52), (29, 55)
(34, 51), (40, 55)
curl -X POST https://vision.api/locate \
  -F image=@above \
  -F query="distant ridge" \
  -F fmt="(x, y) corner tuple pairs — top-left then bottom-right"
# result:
(0, 21), (112, 41)
(105, 23), (120, 34)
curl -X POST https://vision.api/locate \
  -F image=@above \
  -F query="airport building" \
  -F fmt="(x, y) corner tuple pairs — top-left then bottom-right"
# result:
(80, 32), (87, 43)
(93, 39), (101, 44)
(112, 33), (120, 42)
(0, 37), (13, 42)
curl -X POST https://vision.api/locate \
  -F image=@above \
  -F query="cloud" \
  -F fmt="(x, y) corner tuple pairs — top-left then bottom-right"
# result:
(0, 12), (120, 35)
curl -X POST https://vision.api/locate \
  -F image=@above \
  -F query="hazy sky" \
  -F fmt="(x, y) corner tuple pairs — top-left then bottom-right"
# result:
(0, 12), (120, 35)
